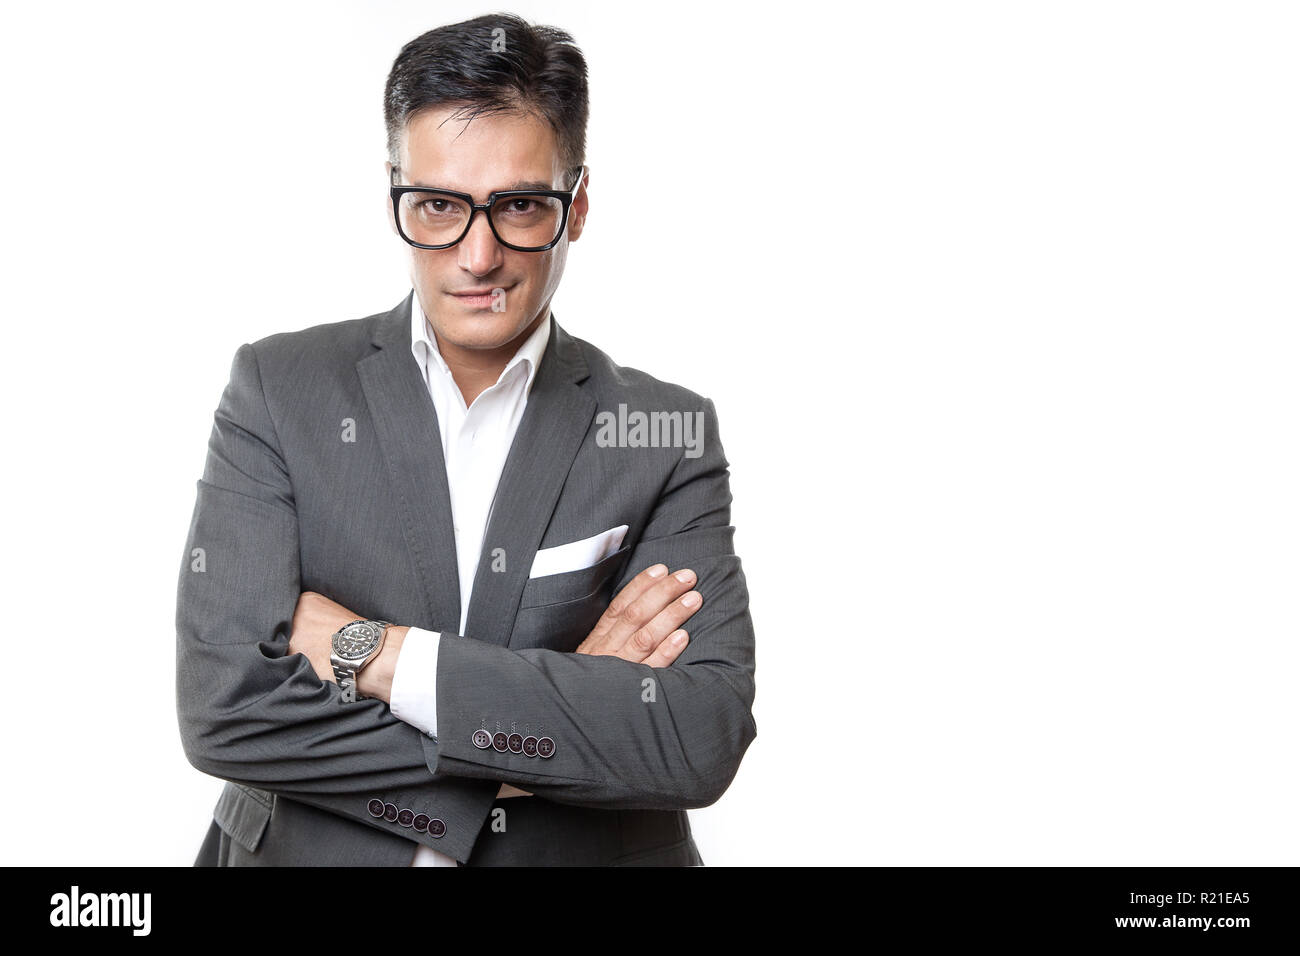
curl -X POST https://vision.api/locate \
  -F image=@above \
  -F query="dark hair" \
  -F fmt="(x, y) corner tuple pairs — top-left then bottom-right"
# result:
(384, 13), (589, 184)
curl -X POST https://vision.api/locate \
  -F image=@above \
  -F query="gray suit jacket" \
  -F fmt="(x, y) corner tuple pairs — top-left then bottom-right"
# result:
(176, 291), (757, 866)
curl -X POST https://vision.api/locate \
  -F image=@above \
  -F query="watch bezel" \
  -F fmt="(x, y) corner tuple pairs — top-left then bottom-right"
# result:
(332, 620), (386, 661)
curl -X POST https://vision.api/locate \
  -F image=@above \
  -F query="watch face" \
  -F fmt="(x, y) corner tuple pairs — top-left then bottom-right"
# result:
(333, 621), (383, 660)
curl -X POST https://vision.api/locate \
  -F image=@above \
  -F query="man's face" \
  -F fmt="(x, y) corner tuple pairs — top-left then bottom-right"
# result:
(387, 106), (588, 355)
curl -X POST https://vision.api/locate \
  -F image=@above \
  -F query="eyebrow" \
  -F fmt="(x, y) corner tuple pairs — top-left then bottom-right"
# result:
(409, 177), (556, 192)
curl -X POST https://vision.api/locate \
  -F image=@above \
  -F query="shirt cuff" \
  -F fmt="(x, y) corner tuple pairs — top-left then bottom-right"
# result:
(389, 626), (440, 738)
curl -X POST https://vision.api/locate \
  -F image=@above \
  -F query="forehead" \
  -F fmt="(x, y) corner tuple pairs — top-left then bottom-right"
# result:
(400, 105), (565, 193)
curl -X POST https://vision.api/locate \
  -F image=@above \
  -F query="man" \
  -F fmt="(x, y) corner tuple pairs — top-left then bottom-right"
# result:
(177, 13), (756, 866)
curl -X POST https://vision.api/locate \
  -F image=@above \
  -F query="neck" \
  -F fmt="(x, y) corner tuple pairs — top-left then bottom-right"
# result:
(435, 309), (547, 407)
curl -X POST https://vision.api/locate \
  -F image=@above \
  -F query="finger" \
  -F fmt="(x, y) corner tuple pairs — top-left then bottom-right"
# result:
(606, 569), (698, 650)
(590, 564), (668, 635)
(577, 564), (669, 652)
(641, 628), (690, 668)
(622, 588), (702, 662)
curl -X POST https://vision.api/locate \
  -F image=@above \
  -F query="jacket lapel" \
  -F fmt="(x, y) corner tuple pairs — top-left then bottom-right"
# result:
(464, 319), (596, 647)
(355, 291), (596, 645)
(355, 292), (462, 633)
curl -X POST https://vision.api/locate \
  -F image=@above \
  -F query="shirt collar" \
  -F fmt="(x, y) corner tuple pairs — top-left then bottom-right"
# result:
(409, 289), (552, 396)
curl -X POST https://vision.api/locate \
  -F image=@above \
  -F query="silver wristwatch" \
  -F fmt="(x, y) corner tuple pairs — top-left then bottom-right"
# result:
(330, 619), (391, 699)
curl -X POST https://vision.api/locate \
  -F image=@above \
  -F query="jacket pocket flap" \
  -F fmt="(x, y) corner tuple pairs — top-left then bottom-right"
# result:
(518, 544), (630, 608)
(213, 782), (274, 854)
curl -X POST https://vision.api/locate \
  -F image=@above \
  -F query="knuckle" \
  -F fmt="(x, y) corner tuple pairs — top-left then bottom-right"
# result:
(625, 596), (649, 623)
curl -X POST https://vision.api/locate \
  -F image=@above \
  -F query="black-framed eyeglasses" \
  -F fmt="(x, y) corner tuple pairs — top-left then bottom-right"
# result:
(389, 164), (586, 252)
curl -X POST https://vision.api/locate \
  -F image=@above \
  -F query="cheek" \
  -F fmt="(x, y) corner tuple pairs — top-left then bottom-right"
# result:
(528, 249), (564, 293)
(508, 255), (549, 294)
(411, 251), (454, 285)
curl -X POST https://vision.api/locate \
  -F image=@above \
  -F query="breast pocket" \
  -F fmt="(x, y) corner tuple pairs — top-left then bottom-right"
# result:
(511, 545), (631, 651)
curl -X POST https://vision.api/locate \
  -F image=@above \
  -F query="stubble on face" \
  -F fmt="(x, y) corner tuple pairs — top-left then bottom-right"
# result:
(397, 105), (573, 371)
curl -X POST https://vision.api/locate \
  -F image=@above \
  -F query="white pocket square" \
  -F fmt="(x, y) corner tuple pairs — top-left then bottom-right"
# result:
(528, 525), (629, 579)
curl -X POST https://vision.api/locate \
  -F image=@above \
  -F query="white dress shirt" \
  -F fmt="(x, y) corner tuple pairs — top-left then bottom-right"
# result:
(388, 290), (552, 866)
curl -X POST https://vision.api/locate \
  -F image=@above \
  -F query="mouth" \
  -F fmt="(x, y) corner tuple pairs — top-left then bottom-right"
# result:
(446, 284), (515, 310)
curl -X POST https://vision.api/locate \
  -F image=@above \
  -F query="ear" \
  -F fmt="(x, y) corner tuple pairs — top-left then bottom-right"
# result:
(567, 167), (590, 241)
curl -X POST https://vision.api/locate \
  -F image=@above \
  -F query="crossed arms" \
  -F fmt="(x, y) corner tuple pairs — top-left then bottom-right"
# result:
(176, 342), (757, 840)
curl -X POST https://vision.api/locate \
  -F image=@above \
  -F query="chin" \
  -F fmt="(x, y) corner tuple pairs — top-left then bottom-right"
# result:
(433, 310), (529, 351)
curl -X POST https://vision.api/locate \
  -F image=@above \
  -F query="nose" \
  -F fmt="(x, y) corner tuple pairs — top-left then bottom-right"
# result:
(457, 208), (505, 276)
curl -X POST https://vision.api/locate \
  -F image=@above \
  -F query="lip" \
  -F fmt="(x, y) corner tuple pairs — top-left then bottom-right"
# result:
(446, 284), (513, 309)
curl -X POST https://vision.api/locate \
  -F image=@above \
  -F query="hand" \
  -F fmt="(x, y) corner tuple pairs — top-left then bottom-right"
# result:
(289, 592), (524, 799)
(288, 590), (361, 682)
(575, 564), (701, 666)
(287, 591), (409, 701)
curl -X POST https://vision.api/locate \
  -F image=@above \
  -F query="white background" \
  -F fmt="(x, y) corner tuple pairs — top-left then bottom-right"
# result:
(1, 1), (1296, 866)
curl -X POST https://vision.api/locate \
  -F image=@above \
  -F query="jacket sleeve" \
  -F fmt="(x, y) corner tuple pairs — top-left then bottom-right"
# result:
(428, 397), (759, 810)
(175, 343), (496, 850)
